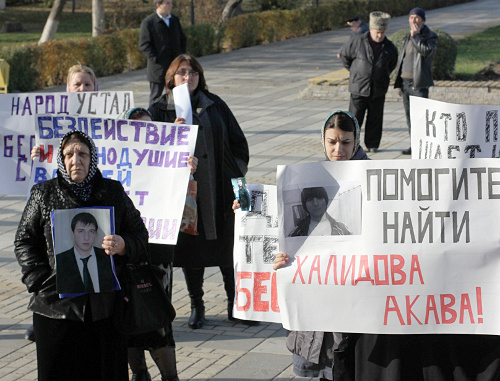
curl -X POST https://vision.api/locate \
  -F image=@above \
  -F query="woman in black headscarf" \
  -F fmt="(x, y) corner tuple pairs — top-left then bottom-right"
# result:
(15, 130), (148, 381)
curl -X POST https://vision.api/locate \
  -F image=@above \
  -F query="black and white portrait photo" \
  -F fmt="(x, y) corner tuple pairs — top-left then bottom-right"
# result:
(283, 183), (362, 238)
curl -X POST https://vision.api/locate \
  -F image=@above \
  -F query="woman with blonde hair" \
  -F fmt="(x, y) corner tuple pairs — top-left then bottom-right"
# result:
(66, 64), (98, 92)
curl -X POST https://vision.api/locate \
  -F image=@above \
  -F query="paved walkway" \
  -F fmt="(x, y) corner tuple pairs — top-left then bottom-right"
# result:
(0, 0), (499, 379)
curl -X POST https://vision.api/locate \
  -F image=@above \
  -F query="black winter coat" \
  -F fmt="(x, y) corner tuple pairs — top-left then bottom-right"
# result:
(394, 25), (438, 89)
(341, 32), (398, 98)
(14, 172), (148, 322)
(139, 13), (186, 84)
(149, 90), (249, 267)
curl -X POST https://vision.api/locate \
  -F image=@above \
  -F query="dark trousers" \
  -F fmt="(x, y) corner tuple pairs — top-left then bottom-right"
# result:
(183, 266), (236, 306)
(149, 82), (165, 106)
(349, 94), (386, 149)
(33, 312), (128, 381)
(401, 79), (429, 135)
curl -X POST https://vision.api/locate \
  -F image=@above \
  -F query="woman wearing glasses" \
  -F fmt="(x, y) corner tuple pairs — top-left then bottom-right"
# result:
(149, 54), (249, 330)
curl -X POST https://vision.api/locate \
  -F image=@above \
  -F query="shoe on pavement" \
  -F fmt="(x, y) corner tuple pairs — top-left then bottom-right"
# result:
(24, 325), (35, 342)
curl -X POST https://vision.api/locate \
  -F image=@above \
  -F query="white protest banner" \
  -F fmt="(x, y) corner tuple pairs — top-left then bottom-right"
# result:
(0, 91), (133, 195)
(277, 159), (500, 335)
(233, 184), (281, 323)
(32, 115), (197, 245)
(410, 96), (500, 160)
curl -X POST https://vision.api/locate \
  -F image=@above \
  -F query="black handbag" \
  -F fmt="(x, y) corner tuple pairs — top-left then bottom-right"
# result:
(117, 263), (176, 335)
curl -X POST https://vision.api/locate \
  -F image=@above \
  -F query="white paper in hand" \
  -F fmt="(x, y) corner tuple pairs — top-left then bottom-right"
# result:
(172, 83), (192, 125)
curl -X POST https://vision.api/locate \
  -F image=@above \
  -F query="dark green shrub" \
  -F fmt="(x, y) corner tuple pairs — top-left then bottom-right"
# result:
(224, 13), (260, 49)
(118, 29), (146, 71)
(255, 0), (300, 11)
(90, 34), (128, 77)
(390, 28), (457, 80)
(186, 23), (225, 57)
(0, 44), (42, 92)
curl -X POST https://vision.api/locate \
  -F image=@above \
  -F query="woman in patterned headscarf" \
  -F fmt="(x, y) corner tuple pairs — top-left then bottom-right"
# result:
(15, 130), (148, 381)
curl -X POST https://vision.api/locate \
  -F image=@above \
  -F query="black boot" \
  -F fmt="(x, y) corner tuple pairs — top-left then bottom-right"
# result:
(227, 300), (236, 321)
(220, 266), (236, 321)
(24, 324), (35, 342)
(221, 266), (259, 325)
(182, 267), (205, 329)
(128, 347), (151, 381)
(131, 372), (151, 381)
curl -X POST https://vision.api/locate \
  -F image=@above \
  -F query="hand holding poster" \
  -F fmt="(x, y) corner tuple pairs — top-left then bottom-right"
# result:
(233, 184), (281, 323)
(277, 159), (500, 335)
(33, 115), (198, 245)
(0, 91), (133, 195)
(410, 96), (500, 159)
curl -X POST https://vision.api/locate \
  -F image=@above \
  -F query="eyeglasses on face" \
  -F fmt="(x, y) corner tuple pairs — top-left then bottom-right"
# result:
(175, 69), (199, 77)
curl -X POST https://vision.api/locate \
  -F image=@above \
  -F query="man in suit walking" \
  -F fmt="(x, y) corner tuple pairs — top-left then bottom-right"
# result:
(56, 213), (114, 294)
(140, 0), (187, 106)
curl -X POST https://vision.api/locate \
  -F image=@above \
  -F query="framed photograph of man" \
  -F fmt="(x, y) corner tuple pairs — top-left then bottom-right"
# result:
(51, 207), (120, 298)
(232, 177), (252, 211)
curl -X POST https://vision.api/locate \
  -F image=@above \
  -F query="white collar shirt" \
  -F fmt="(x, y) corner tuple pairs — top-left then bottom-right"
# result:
(157, 12), (172, 27)
(74, 247), (100, 292)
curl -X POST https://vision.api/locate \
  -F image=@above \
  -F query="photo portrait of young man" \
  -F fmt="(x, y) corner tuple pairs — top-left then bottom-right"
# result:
(56, 212), (114, 294)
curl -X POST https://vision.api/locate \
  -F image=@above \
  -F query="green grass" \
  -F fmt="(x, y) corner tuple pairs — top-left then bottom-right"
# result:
(0, 7), (93, 46)
(454, 25), (500, 79)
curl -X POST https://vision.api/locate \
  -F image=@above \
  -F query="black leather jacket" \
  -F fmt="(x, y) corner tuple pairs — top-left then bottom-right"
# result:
(14, 172), (148, 322)
(341, 32), (398, 98)
(394, 25), (438, 89)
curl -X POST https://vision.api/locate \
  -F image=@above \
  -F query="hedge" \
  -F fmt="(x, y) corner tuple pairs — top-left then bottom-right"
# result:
(0, 0), (470, 92)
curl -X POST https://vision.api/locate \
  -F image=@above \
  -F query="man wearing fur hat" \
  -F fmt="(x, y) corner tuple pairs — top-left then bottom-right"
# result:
(395, 7), (438, 155)
(341, 11), (398, 153)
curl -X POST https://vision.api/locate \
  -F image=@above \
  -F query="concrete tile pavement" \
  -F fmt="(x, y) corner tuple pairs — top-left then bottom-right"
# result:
(0, 0), (498, 379)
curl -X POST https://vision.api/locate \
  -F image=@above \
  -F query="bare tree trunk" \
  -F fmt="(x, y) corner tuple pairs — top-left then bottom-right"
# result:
(221, 0), (243, 22)
(92, 0), (105, 37)
(38, 0), (67, 45)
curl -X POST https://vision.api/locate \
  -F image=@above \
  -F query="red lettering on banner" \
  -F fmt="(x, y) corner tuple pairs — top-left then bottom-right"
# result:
(295, 255), (425, 286)
(460, 293), (474, 324)
(441, 294), (457, 324)
(355, 255), (374, 285)
(236, 271), (252, 311)
(409, 255), (424, 284)
(236, 271), (280, 313)
(325, 255), (338, 284)
(391, 255), (406, 285)
(384, 289), (483, 326)
(271, 272), (280, 312)
(425, 295), (440, 324)
(253, 272), (270, 312)
(384, 296), (405, 325)
(406, 295), (422, 325)
(341, 256), (356, 285)
(309, 255), (321, 284)
(374, 255), (389, 285)
(293, 256), (307, 284)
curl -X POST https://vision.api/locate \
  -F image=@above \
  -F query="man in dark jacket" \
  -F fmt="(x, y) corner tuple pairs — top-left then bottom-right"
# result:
(337, 16), (369, 59)
(139, 0), (186, 106)
(341, 11), (398, 153)
(394, 7), (438, 155)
